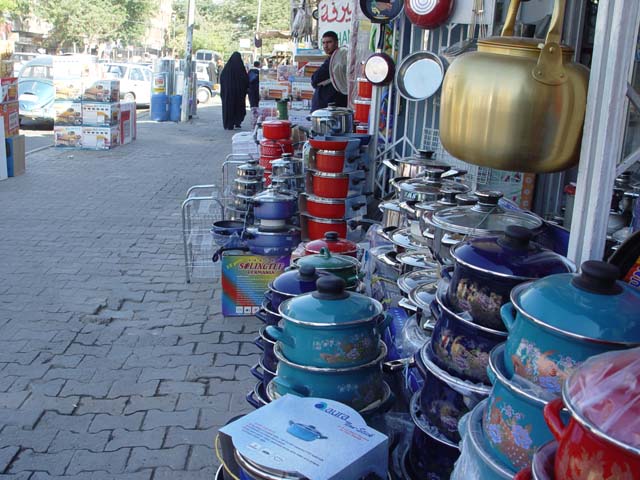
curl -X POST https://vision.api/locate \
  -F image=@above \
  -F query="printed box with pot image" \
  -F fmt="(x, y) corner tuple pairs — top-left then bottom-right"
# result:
(82, 102), (120, 126)
(82, 80), (120, 103)
(82, 126), (119, 150)
(54, 101), (83, 126)
(54, 126), (83, 148)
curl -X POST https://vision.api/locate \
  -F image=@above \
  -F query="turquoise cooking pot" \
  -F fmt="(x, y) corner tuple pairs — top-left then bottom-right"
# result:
(293, 247), (361, 288)
(502, 261), (640, 395)
(273, 342), (387, 411)
(483, 344), (568, 472)
(268, 276), (387, 368)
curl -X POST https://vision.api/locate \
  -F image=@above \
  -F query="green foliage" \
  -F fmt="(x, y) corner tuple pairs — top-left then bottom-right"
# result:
(36, 0), (153, 50)
(168, 0), (291, 59)
(0, 0), (18, 19)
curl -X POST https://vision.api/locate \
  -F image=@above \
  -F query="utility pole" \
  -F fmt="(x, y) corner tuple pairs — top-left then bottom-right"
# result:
(181, 0), (196, 122)
(254, 0), (263, 62)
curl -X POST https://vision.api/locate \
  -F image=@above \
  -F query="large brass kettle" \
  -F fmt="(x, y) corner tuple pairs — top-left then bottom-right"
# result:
(439, 0), (589, 173)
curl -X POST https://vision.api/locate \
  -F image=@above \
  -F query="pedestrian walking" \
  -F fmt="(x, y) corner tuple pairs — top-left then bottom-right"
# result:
(248, 60), (261, 129)
(220, 52), (249, 130)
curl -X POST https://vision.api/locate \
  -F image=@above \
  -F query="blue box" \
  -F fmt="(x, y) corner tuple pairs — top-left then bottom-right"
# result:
(6, 134), (25, 177)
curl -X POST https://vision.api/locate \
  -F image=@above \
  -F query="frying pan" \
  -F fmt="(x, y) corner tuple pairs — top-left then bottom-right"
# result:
(405, 0), (455, 29)
(395, 51), (447, 101)
(360, 0), (404, 86)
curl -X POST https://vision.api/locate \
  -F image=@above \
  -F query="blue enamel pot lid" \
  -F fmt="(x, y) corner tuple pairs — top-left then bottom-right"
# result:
(279, 275), (383, 326)
(511, 260), (640, 344)
(270, 265), (324, 296)
(450, 225), (576, 279)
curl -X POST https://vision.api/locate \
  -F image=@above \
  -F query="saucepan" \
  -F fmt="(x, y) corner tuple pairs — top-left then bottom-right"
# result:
(360, 0), (404, 86)
(396, 51), (448, 102)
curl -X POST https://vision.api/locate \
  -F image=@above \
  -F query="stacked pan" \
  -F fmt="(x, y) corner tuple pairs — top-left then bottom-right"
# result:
(301, 137), (367, 239)
(270, 153), (305, 194)
(354, 78), (373, 133)
(260, 120), (294, 185)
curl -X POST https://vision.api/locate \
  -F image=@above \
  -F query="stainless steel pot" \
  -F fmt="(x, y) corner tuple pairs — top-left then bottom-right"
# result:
(379, 200), (406, 229)
(236, 159), (265, 179)
(383, 150), (451, 178)
(233, 177), (265, 196)
(309, 104), (354, 136)
(391, 172), (469, 203)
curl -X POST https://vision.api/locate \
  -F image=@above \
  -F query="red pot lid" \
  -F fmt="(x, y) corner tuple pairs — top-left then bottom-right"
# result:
(305, 231), (358, 255)
(565, 347), (640, 451)
(263, 120), (291, 128)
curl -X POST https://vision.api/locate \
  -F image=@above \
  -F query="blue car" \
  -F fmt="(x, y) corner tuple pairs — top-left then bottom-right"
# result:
(18, 56), (54, 126)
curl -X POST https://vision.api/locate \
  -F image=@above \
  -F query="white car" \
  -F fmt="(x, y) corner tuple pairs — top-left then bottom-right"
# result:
(104, 63), (152, 106)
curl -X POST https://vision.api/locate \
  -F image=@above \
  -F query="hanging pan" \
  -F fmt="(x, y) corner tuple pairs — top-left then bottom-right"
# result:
(360, 0), (404, 86)
(405, 0), (455, 30)
(396, 51), (447, 101)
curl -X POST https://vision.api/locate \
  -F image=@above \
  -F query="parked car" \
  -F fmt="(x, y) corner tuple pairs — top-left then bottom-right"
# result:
(17, 55), (55, 126)
(196, 79), (217, 104)
(104, 63), (152, 106)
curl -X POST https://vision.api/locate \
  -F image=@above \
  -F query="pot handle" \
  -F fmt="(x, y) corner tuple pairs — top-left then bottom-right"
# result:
(500, 303), (517, 332)
(440, 266), (453, 281)
(544, 398), (567, 441)
(486, 362), (497, 385)
(351, 177), (366, 185)
(513, 467), (533, 480)
(383, 357), (415, 373)
(501, 0), (567, 86)
(376, 313), (392, 334)
(273, 377), (310, 397)
(253, 336), (265, 351)
(382, 159), (398, 172)
(429, 300), (441, 321)
(255, 309), (268, 324)
(250, 363), (264, 382)
(350, 202), (366, 211)
(265, 325), (295, 347)
(246, 390), (262, 409)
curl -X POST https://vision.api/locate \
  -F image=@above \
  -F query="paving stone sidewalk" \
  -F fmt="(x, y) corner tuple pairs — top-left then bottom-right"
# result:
(0, 103), (258, 478)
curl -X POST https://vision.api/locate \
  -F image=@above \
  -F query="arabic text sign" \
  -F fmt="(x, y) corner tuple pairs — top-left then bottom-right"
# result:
(318, 0), (353, 47)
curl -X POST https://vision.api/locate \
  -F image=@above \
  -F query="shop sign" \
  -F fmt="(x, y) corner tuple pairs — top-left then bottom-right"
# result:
(318, 0), (353, 47)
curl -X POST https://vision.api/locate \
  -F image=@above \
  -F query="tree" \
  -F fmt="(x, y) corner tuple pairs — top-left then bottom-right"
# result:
(118, 0), (154, 45)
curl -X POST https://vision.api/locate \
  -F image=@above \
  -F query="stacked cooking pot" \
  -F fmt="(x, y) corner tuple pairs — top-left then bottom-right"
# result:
(226, 157), (265, 222)
(405, 226), (576, 479)
(260, 120), (294, 185)
(270, 152), (305, 194)
(353, 77), (373, 132)
(301, 136), (368, 240)
(451, 259), (640, 479)
(265, 275), (391, 413)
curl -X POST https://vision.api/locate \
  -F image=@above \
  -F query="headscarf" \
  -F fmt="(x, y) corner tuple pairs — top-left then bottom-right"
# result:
(220, 52), (249, 129)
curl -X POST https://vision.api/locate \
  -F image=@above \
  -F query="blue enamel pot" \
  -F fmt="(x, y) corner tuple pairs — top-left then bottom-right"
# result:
(267, 265), (324, 311)
(446, 226), (575, 331)
(250, 358), (276, 391)
(286, 421), (328, 442)
(273, 342), (387, 411)
(415, 340), (491, 443)
(245, 380), (270, 409)
(254, 326), (278, 372)
(252, 188), (297, 221)
(408, 392), (460, 479)
(453, 400), (516, 480)
(502, 260), (640, 395)
(268, 276), (387, 368)
(483, 343), (568, 473)
(243, 226), (301, 256)
(235, 450), (304, 480)
(430, 283), (507, 384)
(254, 296), (281, 325)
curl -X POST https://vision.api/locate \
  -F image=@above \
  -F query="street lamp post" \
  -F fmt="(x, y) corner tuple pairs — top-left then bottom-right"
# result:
(181, 0), (196, 122)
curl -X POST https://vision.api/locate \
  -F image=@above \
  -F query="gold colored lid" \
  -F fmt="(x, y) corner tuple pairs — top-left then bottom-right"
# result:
(478, 36), (574, 59)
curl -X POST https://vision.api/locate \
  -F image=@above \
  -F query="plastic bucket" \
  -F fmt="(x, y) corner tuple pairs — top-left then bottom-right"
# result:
(169, 95), (182, 122)
(150, 93), (169, 122)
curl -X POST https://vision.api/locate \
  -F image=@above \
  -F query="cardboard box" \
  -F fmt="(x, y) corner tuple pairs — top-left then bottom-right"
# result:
(54, 79), (84, 101)
(0, 77), (18, 103)
(119, 101), (136, 144)
(0, 101), (19, 137)
(82, 102), (120, 126)
(82, 80), (120, 103)
(219, 395), (388, 479)
(53, 101), (83, 125)
(221, 252), (290, 316)
(0, 121), (6, 181)
(5, 134), (25, 177)
(54, 126), (83, 148)
(82, 125), (119, 150)
(0, 60), (13, 78)
(259, 81), (290, 101)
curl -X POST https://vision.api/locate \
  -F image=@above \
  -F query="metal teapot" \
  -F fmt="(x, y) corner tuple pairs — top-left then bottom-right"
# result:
(439, 0), (589, 173)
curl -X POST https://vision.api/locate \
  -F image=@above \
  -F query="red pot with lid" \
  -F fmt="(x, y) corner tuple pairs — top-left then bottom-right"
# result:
(355, 124), (369, 134)
(315, 149), (352, 173)
(259, 155), (280, 169)
(357, 77), (373, 99)
(262, 120), (291, 140)
(310, 170), (365, 199)
(544, 348), (640, 480)
(304, 231), (358, 257)
(304, 194), (366, 219)
(304, 215), (348, 240)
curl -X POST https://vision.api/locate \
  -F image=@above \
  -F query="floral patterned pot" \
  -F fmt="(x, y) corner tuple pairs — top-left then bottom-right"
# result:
(483, 344), (565, 472)
(415, 340), (491, 443)
(408, 392), (460, 479)
(430, 283), (507, 384)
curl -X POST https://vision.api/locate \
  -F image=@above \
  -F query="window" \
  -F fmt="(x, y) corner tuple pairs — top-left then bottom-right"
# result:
(20, 65), (52, 80)
(143, 68), (151, 81)
(130, 68), (144, 81)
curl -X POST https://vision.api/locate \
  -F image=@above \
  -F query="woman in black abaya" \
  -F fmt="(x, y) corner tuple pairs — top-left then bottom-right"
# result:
(220, 52), (249, 130)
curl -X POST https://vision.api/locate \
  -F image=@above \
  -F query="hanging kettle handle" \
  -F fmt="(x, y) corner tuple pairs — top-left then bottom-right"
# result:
(501, 0), (567, 86)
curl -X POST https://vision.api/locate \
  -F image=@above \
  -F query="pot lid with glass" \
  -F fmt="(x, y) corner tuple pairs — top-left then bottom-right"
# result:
(279, 276), (383, 326)
(431, 190), (543, 236)
(305, 231), (358, 255)
(450, 225), (576, 279)
(512, 260), (640, 344)
(309, 103), (353, 121)
(397, 269), (440, 295)
(295, 247), (359, 271)
(253, 187), (296, 203)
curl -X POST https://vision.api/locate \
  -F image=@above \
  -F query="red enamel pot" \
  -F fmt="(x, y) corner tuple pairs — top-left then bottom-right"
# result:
(305, 216), (348, 240)
(315, 150), (349, 173)
(304, 194), (366, 220)
(405, 0), (455, 30)
(259, 155), (280, 169)
(357, 78), (373, 99)
(309, 138), (349, 151)
(260, 139), (293, 157)
(262, 120), (291, 140)
(304, 231), (358, 257)
(545, 395), (640, 479)
(355, 124), (369, 134)
(354, 99), (372, 124)
(264, 171), (272, 186)
(310, 171), (363, 199)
